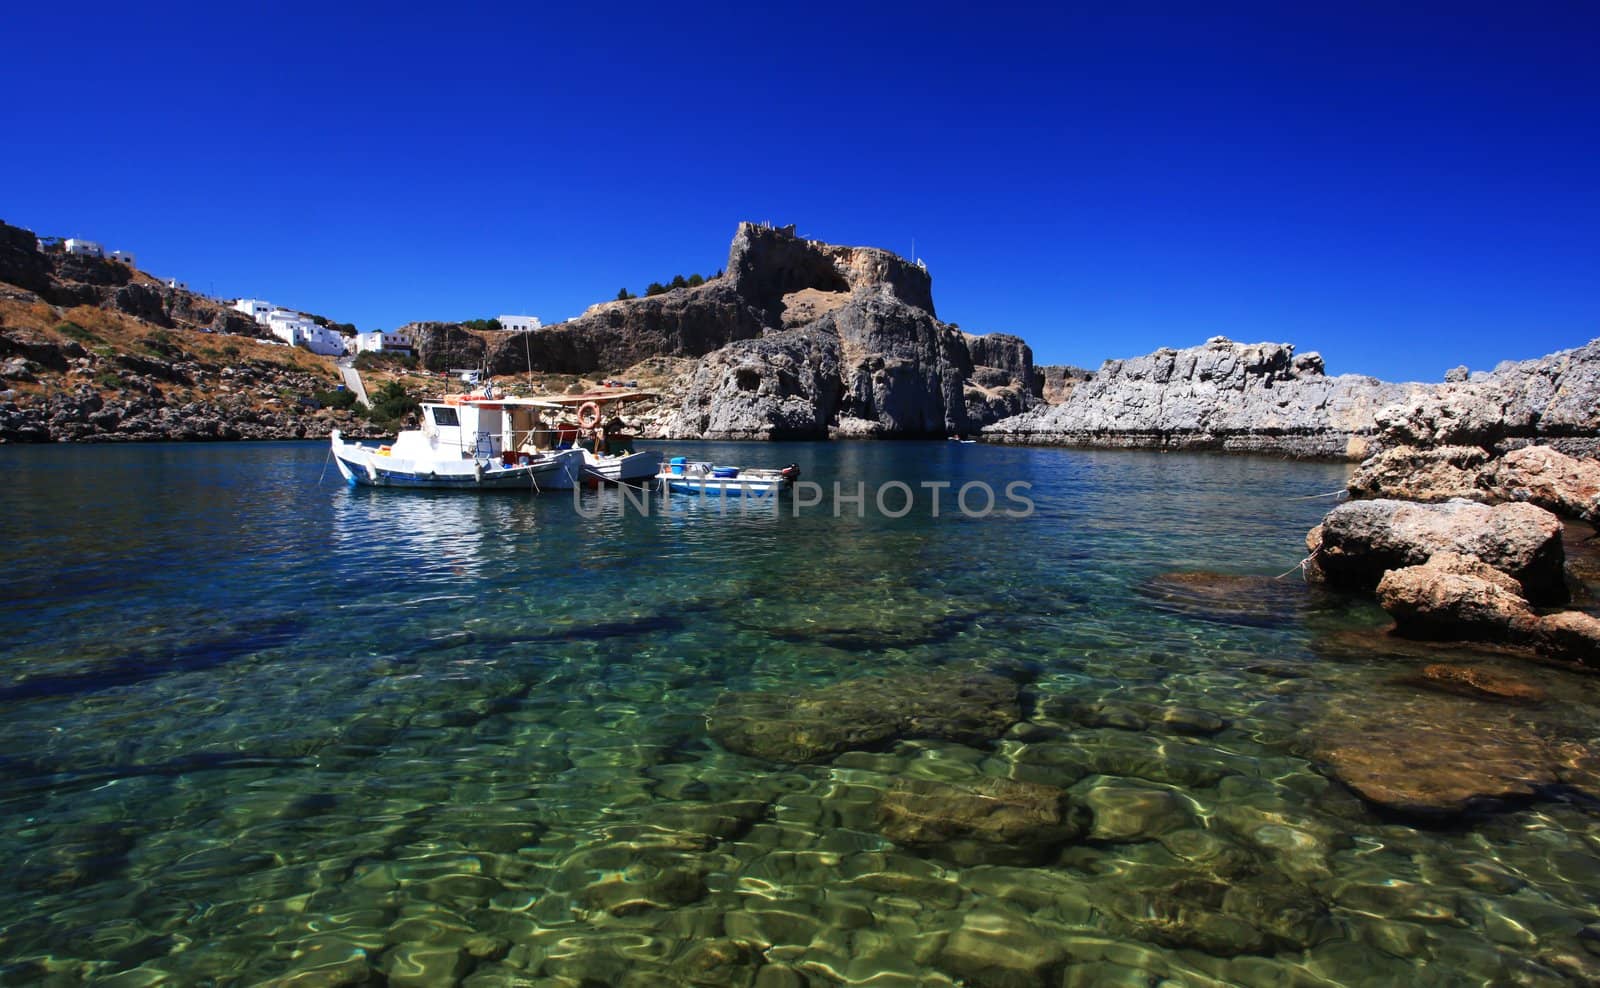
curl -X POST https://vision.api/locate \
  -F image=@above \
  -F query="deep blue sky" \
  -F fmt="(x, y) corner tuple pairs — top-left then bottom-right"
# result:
(5, 3), (1596, 382)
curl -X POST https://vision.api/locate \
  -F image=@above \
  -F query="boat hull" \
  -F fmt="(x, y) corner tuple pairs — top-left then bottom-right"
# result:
(331, 432), (582, 490)
(582, 450), (663, 485)
(662, 477), (787, 497)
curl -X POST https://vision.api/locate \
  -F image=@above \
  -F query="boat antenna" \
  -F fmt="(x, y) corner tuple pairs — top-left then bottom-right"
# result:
(524, 323), (534, 394)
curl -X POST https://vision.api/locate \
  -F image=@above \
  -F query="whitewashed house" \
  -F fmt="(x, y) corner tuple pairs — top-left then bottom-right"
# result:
(499, 314), (542, 333)
(110, 250), (137, 267)
(65, 239), (104, 258)
(353, 329), (416, 355)
(234, 299), (275, 323)
(263, 309), (346, 356)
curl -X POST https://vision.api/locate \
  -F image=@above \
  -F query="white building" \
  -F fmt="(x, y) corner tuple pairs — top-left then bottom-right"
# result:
(64, 239), (104, 258)
(499, 314), (542, 333)
(235, 299), (275, 323)
(353, 329), (416, 355)
(263, 309), (346, 356)
(110, 250), (137, 267)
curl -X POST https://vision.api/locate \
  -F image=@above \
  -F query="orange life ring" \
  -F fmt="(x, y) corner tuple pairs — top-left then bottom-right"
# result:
(577, 402), (601, 428)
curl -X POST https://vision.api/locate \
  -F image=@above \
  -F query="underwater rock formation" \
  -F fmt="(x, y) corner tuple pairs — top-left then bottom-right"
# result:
(706, 665), (1024, 764)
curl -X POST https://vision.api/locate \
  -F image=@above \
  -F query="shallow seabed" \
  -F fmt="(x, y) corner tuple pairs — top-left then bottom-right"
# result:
(0, 440), (1597, 987)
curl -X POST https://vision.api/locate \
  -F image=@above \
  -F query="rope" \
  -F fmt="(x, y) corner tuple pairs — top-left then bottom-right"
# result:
(1288, 489), (1349, 501)
(318, 448), (332, 485)
(1273, 553), (1316, 581)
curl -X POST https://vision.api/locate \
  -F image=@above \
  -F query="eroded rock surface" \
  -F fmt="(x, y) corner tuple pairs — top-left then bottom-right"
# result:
(984, 336), (1413, 457)
(1307, 499), (1566, 604)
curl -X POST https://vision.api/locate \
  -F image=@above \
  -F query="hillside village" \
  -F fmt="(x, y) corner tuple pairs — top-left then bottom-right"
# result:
(0, 219), (639, 443)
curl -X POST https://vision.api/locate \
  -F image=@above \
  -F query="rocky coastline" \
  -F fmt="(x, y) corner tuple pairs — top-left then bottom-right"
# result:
(984, 334), (1600, 462)
(3, 214), (1598, 459)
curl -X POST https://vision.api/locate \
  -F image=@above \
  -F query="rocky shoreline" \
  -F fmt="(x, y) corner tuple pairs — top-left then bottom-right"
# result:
(3, 216), (1598, 458)
(984, 335), (1600, 462)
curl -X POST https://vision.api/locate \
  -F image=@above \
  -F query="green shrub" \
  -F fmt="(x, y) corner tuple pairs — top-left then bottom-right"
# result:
(366, 381), (418, 426)
(56, 321), (97, 343)
(313, 388), (358, 410)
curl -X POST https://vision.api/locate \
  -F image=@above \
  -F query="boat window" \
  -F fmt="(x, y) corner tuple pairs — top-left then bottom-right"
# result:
(431, 407), (459, 427)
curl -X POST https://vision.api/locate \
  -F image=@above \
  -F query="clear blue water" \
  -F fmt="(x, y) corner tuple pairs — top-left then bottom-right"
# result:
(1, 440), (1597, 986)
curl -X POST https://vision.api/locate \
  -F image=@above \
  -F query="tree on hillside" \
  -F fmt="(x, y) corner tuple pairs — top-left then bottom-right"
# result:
(616, 288), (635, 301)
(460, 318), (503, 332)
(669, 274), (687, 290)
(687, 273), (704, 287)
(646, 282), (666, 297)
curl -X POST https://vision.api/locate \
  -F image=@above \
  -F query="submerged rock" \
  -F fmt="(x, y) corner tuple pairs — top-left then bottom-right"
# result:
(1037, 695), (1229, 736)
(1137, 571), (1311, 629)
(1081, 779), (1194, 842)
(707, 666), (1023, 763)
(938, 908), (1070, 988)
(1400, 663), (1548, 705)
(874, 775), (1086, 865)
(1310, 693), (1564, 820)
(1308, 498), (1567, 604)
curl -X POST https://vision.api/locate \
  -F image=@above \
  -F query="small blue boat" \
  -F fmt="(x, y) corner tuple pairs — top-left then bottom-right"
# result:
(657, 457), (800, 496)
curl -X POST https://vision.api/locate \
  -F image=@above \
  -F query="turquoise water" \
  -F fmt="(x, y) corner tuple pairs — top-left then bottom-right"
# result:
(1, 440), (1598, 986)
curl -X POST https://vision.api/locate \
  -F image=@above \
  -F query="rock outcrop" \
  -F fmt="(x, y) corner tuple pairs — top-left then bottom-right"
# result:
(1373, 340), (1600, 457)
(988, 334), (1600, 461)
(1033, 363), (1093, 404)
(1375, 555), (1600, 664)
(983, 337), (1416, 458)
(410, 224), (1039, 440)
(1306, 498), (1567, 604)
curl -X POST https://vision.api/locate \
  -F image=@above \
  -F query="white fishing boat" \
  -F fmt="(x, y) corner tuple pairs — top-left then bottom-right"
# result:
(657, 457), (801, 497)
(541, 391), (662, 485)
(330, 393), (584, 490)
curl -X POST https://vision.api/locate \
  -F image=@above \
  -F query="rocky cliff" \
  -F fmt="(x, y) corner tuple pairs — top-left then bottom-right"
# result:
(416, 223), (1040, 440)
(983, 337), (1421, 458)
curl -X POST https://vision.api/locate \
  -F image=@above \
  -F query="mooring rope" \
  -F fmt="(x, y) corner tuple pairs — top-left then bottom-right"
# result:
(1273, 553), (1316, 581)
(1288, 489), (1349, 501)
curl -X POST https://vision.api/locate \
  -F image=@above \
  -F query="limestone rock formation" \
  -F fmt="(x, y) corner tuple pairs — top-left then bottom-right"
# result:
(1484, 445), (1600, 522)
(1373, 340), (1600, 456)
(413, 223), (1038, 439)
(650, 330), (842, 440)
(1375, 553), (1538, 641)
(983, 336), (1416, 457)
(1306, 498), (1567, 604)
(1348, 445), (1493, 502)
(1033, 363), (1093, 404)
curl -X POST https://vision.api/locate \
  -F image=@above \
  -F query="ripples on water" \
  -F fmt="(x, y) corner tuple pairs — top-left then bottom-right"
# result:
(0, 440), (1597, 986)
